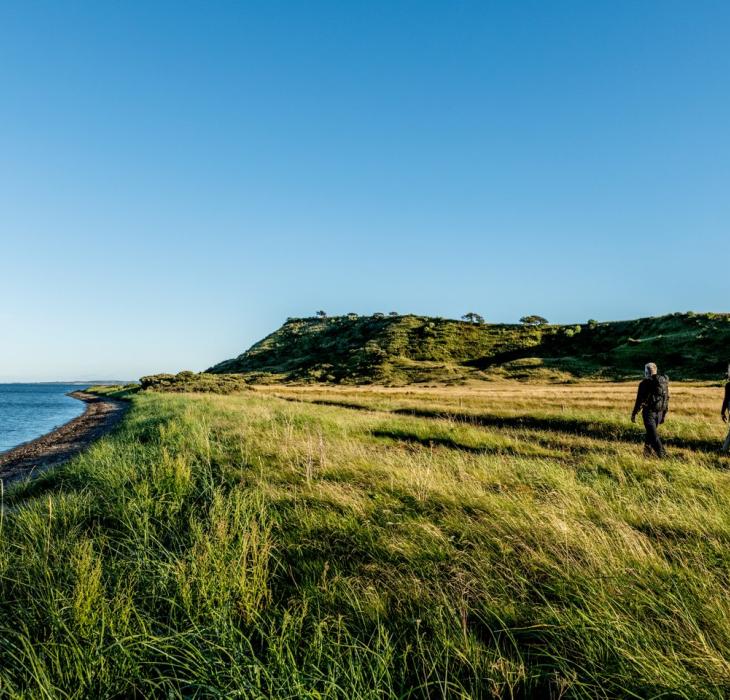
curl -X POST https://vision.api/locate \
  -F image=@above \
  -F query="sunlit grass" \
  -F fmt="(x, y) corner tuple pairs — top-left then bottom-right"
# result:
(1, 381), (730, 697)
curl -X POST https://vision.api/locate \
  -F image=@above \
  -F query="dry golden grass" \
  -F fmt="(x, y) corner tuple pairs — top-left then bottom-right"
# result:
(260, 379), (724, 416)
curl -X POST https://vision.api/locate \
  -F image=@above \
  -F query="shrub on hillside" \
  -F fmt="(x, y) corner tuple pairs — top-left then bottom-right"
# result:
(520, 315), (549, 326)
(140, 371), (252, 394)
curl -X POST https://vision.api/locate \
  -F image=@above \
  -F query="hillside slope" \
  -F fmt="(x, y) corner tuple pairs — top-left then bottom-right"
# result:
(208, 313), (730, 383)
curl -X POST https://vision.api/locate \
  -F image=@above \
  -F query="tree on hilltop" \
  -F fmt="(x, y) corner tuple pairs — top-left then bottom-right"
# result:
(462, 312), (485, 324)
(316, 310), (327, 318)
(520, 315), (548, 326)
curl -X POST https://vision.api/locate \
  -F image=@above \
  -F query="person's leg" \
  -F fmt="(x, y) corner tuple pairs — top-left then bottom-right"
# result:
(654, 420), (666, 457)
(722, 427), (730, 452)
(656, 411), (667, 456)
(642, 434), (653, 457)
(642, 411), (665, 457)
(642, 410), (655, 456)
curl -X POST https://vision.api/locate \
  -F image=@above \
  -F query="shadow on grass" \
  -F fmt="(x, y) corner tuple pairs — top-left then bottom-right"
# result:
(273, 395), (374, 412)
(371, 428), (543, 458)
(272, 394), (724, 455)
(391, 408), (721, 453)
(372, 427), (601, 460)
(4, 468), (70, 502)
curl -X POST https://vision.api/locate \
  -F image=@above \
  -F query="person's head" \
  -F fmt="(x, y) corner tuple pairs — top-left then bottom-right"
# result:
(644, 362), (658, 378)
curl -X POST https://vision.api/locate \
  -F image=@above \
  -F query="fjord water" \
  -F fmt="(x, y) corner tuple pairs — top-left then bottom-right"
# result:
(0, 384), (88, 454)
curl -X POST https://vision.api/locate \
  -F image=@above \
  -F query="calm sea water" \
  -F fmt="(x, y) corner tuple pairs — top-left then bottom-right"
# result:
(0, 384), (89, 454)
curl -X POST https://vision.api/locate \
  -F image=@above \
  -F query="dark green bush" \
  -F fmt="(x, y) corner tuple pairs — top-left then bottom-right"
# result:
(140, 372), (251, 394)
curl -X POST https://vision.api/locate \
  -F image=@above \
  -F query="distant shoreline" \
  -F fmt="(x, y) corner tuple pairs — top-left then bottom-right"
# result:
(0, 391), (128, 487)
(0, 381), (135, 386)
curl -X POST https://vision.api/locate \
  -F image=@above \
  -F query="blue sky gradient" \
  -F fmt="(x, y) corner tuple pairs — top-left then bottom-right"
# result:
(1, 1), (729, 380)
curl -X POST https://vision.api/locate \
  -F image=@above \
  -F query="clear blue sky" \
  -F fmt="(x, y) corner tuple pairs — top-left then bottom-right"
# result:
(1, 1), (728, 381)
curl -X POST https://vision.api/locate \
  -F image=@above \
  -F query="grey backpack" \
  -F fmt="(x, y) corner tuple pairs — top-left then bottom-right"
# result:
(649, 375), (669, 412)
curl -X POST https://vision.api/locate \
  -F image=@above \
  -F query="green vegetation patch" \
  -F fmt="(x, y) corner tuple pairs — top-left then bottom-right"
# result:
(139, 371), (252, 394)
(209, 312), (730, 385)
(2, 384), (730, 697)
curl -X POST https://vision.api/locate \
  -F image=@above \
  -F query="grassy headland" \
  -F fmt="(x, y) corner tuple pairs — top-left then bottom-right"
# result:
(1, 381), (730, 697)
(208, 312), (730, 384)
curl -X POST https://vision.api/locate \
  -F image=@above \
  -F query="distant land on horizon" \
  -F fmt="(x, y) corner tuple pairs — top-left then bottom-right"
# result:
(0, 381), (137, 386)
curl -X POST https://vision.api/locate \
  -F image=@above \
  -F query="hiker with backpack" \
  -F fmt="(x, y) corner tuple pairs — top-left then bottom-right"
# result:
(720, 365), (730, 452)
(631, 362), (669, 458)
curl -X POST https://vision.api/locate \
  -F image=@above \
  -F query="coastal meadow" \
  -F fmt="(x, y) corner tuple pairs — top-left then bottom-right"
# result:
(1, 382), (730, 698)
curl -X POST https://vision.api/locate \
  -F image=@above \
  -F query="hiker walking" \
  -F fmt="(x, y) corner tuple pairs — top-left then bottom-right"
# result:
(721, 365), (730, 452)
(631, 362), (669, 457)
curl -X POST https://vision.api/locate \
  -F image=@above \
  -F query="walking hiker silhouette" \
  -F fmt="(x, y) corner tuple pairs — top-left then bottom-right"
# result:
(631, 362), (669, 458)
(721, 365), (730, 452)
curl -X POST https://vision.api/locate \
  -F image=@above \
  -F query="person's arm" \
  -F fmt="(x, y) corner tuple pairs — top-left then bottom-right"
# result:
(722, 383), (730, 422)
(631, 380), (647, 422)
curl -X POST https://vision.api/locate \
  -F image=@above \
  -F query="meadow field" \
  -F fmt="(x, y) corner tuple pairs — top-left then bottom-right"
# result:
(1, 381), (730, 698)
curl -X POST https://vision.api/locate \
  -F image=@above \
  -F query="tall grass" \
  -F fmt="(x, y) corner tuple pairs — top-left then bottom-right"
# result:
(1, 383), (730, 697)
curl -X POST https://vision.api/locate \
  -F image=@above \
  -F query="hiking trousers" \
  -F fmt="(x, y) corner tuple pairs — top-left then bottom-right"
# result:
(723, 427), (730, 452)
(643, 409), (666, 457)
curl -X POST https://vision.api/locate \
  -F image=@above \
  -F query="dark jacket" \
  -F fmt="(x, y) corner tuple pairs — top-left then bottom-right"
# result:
(722, 382), (730, 415)
(632, 375), (669, 416)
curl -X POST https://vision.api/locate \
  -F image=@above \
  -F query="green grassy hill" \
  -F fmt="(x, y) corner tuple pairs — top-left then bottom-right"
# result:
(208, 312), (730, 384)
